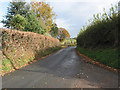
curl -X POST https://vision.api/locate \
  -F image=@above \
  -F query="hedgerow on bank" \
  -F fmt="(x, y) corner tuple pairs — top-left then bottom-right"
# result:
(1, 28), (60, 75)
(77, 5), (119, 48)
(77, 4), (119, 69)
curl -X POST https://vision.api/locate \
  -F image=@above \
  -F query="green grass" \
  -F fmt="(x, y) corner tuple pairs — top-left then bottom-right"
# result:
(2, 58), (13, 72)
(2, 46), (62, 74)
(35, 46), (62, 59)
(77, 46), (119, 69)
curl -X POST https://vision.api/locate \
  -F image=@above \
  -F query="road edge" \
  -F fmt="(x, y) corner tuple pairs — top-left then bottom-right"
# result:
(2, 46), (68, 76)
(75, 48), (119, 73)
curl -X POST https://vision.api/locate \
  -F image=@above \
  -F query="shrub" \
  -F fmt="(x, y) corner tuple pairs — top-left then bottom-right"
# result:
(77, 5), (119, 48)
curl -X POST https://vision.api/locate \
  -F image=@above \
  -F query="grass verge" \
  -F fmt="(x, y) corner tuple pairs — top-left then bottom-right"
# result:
(77, 46), (119, 69)
(2, 46), (62, 76)
(35, 46), (62, 59)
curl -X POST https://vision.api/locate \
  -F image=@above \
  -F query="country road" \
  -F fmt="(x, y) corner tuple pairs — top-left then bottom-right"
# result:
(2, 47), (118, 88)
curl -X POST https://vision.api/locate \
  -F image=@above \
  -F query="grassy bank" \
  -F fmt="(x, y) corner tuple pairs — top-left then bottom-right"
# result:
(35, 46), (62, 59)
(2, 46), (62, 75)
(77, 46), (119, 69)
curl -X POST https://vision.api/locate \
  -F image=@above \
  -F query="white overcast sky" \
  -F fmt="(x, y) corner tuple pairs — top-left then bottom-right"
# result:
(0, 0), (119, 38)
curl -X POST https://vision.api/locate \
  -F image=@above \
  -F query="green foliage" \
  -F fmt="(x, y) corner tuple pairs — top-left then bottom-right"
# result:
(2, 0), (29, 28)
(77, 5), (119, 48)
(2, 58), (13, 72)
(31, 1), (56, 32)
(77, 47), (119, 69)
(49, 23), (58, 38)
(12, 14), (27, 30)
(2, 46), (61, 73)
(2, 0), (59, 35)
(1, 0), (57, 35)
(24, 12), (45, 34)
(61, 39), (76, 46)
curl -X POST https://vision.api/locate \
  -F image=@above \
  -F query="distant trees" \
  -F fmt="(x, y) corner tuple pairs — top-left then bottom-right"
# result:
(77, 5), (119, 48)
(57, 28), (70, 42)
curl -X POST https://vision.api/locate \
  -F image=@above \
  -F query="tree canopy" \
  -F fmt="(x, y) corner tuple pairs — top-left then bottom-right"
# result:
(1, 0), (63, 38)
(12, 14), (26, 30)
(30, 0), (56, 32)
(57, 28), (70, 42)
(24, 11), (46, 34)
(2, 0), (29, 28)
(49, 23), (58, 38)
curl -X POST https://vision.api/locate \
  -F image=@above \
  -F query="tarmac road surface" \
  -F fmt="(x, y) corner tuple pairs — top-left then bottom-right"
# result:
(2, 47), (118, 88)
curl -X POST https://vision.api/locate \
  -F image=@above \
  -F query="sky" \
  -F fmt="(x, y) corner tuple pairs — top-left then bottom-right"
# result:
(0, 0), (119, 38)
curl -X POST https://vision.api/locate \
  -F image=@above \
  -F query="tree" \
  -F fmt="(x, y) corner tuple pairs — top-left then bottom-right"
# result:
(2, 0), (29, 28)
(11, 14), (26, 30)
(49, 23), (58, 38)
(57, 28), (70, 42)
(24, 11), (46, 34)
(30, 0), (56, 32)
